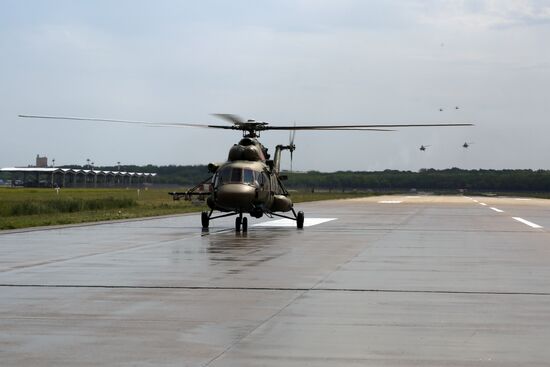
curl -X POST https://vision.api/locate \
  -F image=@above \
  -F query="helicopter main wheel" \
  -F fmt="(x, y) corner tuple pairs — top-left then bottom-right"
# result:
(297, 211), (305, 229)
(235, 216), (241, 232)
(242, 217), (248, 232)
(201, 211), (209, 229)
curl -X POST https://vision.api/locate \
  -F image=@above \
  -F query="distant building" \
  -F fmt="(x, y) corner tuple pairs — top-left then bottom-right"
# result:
(36, 154), (47, 167)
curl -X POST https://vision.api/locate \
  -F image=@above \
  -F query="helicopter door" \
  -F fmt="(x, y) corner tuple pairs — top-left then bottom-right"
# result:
(254, 171), (270, 203)
(258, 172), (270, 191)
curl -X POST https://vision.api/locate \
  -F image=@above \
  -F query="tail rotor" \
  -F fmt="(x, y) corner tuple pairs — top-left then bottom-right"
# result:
(289, 123), (296, 172)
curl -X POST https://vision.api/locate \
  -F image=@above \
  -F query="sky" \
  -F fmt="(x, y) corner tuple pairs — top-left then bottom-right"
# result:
(1, 0), (549, 172)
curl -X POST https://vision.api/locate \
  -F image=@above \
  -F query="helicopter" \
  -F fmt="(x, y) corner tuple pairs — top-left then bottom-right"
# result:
(419, 144), (431, 151)
(19, 113), (473, 232)
(439, 106), (459, 111)
(463, 141), (474, 148)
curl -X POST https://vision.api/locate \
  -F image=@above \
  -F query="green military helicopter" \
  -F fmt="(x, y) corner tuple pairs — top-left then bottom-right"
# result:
(19, 113), (473, 232)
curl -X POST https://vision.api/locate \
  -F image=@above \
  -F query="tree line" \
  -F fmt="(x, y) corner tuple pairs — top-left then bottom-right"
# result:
(92, 165), (550, 192)
(285, 168), (550, 192)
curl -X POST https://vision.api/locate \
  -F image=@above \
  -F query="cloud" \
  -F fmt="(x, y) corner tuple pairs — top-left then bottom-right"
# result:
(414, 0), (550, 30)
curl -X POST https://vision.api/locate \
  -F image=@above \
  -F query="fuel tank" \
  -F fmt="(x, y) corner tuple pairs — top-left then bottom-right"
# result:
(271, 194), (292, 212)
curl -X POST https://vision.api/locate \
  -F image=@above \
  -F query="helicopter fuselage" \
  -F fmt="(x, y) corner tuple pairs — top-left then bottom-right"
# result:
(207, 160), (292, 217)
(183, 136), (293, 219)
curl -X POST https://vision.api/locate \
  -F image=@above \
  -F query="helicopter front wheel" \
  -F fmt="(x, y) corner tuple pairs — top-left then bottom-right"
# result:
(235, 216), (241, 232)
(242, 217), (248, 232)
(296, 211), (304, 229)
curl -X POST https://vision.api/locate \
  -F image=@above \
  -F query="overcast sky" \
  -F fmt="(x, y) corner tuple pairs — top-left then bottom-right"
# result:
(1, 0), (549, 172)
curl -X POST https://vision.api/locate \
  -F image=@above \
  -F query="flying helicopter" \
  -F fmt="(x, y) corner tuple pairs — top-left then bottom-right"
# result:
(19, 113), (473, 232)
(463, 141), (474, 148)
(419, 145), (431, 151)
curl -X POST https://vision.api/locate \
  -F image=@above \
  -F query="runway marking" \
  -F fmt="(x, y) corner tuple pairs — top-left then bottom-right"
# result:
(479, 202), (487, 206)
(378, 200), (402, 204)
(473, 199), (479, 203)
(515, 198), (532, 201)
(513, 217), (543, 229)
(490, 207), (504, 213)
(253, 218), (337, 227)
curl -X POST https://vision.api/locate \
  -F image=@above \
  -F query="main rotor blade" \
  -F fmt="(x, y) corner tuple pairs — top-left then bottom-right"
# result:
(311, 128), (395, 131)
(19, 114), (473, 134)
(266, 123), (473, 130)
(211, 113), (246, 125)
(18, 115), (232, 129)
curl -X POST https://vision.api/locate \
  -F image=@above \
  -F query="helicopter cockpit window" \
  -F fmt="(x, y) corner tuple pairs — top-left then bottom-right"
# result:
(258, 172), (269, 188)
(243, 169), (254, 184)
(230, 168), (242, 183)
(218, 167), (232, 185)
(217, 167), (258, 185)
(258, 172), (264, 186)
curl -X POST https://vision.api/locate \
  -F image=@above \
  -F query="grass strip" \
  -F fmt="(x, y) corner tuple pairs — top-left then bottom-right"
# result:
(0, 188), (377, 230)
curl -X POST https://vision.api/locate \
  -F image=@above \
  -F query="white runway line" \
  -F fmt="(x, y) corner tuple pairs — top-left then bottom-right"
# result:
(512, 217), (543, 229)
(479, 202), (487, 206)
(473, 200), (479, 203)
(515, 198), (532, 201)
(378, 200), (402, 204)
(253, 218), (337, 227)
(490, 207), (504, 213)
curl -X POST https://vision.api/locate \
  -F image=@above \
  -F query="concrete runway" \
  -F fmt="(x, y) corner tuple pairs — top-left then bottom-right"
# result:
(1, 195), (550, 366)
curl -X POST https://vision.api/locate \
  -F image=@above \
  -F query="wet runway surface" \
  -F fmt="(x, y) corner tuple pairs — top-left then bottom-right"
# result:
(1, 195), (550, 366)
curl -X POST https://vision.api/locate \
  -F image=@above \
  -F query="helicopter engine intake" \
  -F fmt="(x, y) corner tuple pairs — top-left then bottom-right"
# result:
(227, 138), (266, 161)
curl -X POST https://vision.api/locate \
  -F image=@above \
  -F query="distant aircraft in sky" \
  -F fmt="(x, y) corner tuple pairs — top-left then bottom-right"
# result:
(419, 145), (430, 151)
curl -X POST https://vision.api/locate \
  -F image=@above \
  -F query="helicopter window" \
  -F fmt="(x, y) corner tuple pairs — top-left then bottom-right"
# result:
(217, 167), (258, 184)
(259, 172), (269, 188)
(243, 169), (255, 184)
(218, 167), (232, 184)
(230, 168), (242, 183)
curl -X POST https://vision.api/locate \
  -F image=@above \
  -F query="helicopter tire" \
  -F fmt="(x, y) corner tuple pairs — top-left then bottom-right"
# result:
(297, 211), (304, 229)
(235, 216), (241, 232)
(242, 217), (248, 232)
(201, 211), (209, 229)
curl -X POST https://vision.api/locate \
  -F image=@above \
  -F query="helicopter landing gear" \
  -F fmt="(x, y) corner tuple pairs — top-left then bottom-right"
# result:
(203, 210), (249, 232)
(235, 213), (248, 232)
(201, 211), (210, 229)
(296, 211), (304, 229)
(268, 208), (305, 229)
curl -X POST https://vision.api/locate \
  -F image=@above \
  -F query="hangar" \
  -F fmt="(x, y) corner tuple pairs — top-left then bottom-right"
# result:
(0, 167), (156, 188)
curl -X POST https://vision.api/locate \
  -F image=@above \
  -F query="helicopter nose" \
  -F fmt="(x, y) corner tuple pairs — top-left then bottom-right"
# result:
(216, 184), (256, 210)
